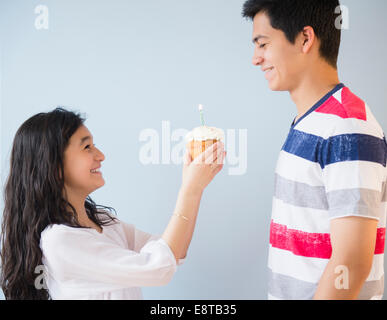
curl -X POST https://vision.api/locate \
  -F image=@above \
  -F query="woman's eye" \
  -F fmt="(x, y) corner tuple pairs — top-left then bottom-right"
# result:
(259, 43), (267, 48)
(85, 144), (96, 150)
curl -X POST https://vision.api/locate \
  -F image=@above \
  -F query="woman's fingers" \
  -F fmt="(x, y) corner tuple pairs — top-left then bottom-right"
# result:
(182, 145), (226, 193)
(201, 142), (218, 164)
(193, 142), (224, 164)
(211, 150), (226, 172)
(211, 142), (225, 165)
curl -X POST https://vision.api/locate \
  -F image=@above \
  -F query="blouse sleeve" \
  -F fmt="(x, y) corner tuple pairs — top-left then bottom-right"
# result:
(120, 220), (186, 265)
(40, 224), (177, 292)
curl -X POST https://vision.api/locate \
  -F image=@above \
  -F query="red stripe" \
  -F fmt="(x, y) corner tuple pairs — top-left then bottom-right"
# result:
(315, 87), (367, 121)
(270, 220), (385, 259)
(375, 228), (386, 254)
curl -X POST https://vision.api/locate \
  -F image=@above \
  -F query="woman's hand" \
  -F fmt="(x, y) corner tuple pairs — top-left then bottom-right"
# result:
(162, 141), (226, 261)
(181, 142), (226, 195)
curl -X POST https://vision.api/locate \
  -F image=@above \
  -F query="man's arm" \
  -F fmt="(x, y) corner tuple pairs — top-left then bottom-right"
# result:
(313, 216), (378, 300)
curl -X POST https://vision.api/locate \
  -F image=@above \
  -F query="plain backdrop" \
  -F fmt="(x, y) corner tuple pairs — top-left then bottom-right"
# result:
(1, 0), (386, 300)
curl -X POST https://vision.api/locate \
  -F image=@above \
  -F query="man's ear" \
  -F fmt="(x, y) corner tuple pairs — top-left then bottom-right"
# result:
(300, 26), (315, 54)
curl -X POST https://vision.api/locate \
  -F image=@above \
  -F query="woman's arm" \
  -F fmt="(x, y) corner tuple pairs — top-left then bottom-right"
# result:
(162, 142), (225, 261)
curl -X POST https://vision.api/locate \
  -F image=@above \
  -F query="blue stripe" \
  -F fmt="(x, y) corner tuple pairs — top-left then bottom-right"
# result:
(321, 133), (387, 168)
(282, 130), (323, 163)
(282, 130), (387, 169)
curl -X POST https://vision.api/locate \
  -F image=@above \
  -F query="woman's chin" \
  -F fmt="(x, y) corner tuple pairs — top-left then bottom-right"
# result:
(89, 180), (105, 193)
(97, 179), (106, 188)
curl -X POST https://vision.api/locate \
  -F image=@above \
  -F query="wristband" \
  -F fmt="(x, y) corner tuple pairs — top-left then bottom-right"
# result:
(173, 213), (189, 221)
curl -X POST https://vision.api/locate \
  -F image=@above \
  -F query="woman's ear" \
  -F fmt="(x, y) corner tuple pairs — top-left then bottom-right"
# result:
(300, 26), (316, 54)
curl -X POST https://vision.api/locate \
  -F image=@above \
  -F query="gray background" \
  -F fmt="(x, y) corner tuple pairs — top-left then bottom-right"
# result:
(0, 0), (386, 300)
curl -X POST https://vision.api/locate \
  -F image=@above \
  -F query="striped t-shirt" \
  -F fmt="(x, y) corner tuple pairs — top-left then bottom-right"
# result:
(268, 83), (387, 300)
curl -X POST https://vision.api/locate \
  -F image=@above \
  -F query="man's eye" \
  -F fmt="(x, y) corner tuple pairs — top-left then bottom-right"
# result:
(259, 43), (267, 48)
(85, 144), (91, 149)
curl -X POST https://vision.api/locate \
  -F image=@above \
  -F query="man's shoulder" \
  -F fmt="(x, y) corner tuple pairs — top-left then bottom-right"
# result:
(295, 86), (384, 140)
(314, 86), (367, 122)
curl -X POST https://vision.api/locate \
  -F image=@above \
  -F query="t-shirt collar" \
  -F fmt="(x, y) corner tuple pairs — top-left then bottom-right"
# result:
(291, 83), (345, 128)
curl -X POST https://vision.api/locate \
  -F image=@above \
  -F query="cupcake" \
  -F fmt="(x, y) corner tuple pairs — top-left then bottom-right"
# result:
(185, 125), (225, 160)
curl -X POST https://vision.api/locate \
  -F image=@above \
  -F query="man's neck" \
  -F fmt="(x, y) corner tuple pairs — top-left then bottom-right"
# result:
(290, 65), (340, 123)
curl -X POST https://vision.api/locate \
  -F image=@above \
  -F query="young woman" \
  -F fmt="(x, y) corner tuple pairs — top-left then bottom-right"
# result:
(0, 108), (225, 300)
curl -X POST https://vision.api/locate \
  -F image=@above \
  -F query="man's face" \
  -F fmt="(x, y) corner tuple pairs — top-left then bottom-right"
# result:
(252, 12), (304, 91)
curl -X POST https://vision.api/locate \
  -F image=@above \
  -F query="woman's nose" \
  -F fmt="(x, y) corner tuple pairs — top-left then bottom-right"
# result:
(95, 147), (105, 161)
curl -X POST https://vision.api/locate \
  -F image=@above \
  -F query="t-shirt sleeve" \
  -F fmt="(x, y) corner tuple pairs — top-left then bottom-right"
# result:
(40, 225), (177, 292)
(320, 125), (387, 221)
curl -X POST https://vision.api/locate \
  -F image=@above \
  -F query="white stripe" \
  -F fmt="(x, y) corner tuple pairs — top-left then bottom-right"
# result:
(268, 246), (328, 283)
(275, 151), (324, 187)
(294, 109), (384, 140)
(322, 160), (386, 193)
(332, 88), (343, 104)
(370, 295), (383, 300)
(383, 181), (387, 203)
(268, 247), (385, 284)
(272, 198), (386, 232)
(366, 256), (385, 282)
(365, 105), (385, 134)
(380, 203), (387, 226)
(272, 197), (331, 233)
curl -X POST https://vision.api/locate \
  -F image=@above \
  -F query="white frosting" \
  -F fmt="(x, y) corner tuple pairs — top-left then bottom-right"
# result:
(185, 126), (225, 142)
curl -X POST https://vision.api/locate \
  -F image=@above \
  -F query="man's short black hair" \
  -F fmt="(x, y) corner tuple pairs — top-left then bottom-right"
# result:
(242, 0), (341, 68)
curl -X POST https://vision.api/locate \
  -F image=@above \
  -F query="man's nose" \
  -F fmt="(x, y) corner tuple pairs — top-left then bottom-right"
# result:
(252, 47), (263, 66)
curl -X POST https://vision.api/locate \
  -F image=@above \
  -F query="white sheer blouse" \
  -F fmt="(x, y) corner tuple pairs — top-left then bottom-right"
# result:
(39, 218), (183, 299)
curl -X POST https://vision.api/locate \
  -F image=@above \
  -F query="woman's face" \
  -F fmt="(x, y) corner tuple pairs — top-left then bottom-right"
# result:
(63, 125), (105, 197)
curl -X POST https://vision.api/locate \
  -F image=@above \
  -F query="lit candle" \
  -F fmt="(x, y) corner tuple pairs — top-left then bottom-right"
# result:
(198, 104), (205, 126)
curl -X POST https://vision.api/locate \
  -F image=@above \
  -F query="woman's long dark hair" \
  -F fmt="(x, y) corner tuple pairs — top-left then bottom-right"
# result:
(0, 107), (117, 300)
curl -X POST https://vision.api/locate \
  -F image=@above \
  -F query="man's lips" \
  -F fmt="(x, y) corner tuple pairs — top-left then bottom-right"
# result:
(262, 66), (275, 79)
(262, 66), (274, 73)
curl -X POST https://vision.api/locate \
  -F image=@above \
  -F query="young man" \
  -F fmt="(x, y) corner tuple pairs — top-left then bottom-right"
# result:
(242, 0), (387, 299)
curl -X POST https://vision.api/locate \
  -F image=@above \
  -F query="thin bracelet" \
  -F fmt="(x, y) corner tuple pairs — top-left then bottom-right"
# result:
(173, 213), (189, 221)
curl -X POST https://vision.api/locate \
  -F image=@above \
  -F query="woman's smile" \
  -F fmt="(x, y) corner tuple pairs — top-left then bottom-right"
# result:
(90, 167), (102, 174)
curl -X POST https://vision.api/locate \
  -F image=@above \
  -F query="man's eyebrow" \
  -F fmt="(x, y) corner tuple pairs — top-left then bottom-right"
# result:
(80, 136), (92, 146)
(252, 35), (269, 44)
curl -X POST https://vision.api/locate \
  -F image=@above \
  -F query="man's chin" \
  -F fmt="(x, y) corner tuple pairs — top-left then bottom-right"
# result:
(268, 81), (287, 92)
